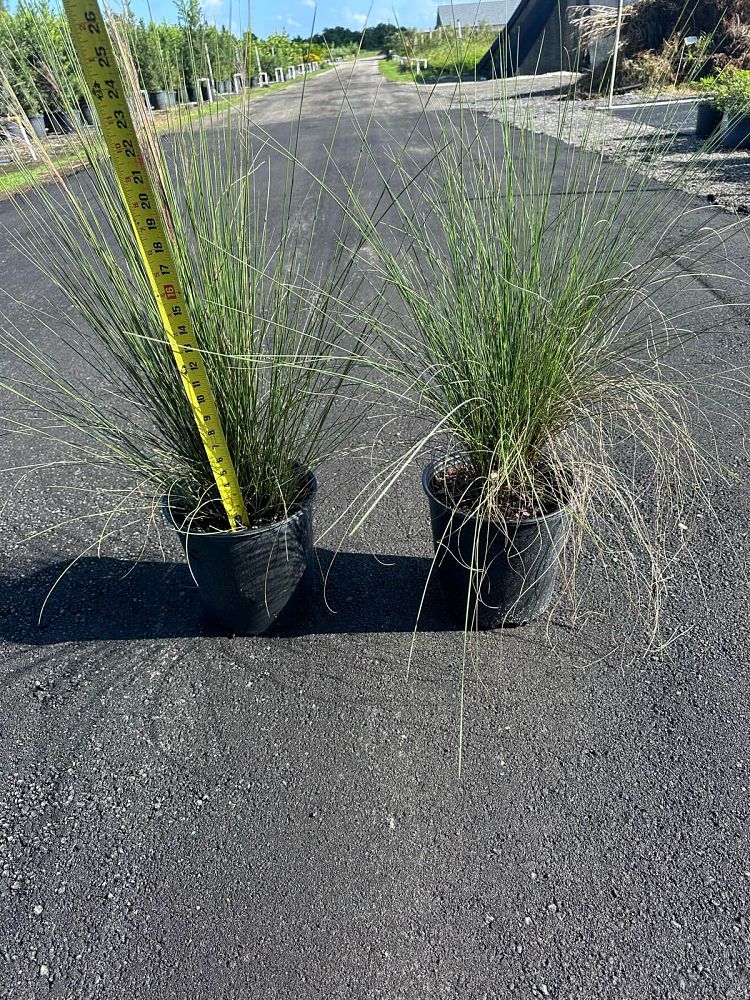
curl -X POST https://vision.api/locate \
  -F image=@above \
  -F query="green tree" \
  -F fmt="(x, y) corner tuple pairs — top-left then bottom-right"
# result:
(134, 20), (163, 91)
(176, 0), (206, 86)
(15, 1), (83, 105)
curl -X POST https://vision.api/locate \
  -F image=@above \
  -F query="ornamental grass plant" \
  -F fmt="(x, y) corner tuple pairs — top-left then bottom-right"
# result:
(0, 3), (363, 546)
(320, 44), (749, 643)
(290, 42), (749, 767)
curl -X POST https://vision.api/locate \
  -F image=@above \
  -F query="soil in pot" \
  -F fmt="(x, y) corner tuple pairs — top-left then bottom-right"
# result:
(165, 470), (318, 635)
(723, 113), (750, 151)
(422, 458), (568, 628)
(696, 102), (723, 140)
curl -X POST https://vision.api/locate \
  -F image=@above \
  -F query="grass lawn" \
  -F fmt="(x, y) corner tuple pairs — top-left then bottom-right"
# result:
(0, 150), (86, 194)
(379, 59), (408, 83)
(378, 42), (491, 85)
(0, 68), (330, 200)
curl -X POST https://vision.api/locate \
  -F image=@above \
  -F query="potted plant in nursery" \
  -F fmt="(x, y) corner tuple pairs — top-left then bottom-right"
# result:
(17, 2), (85, 135)
(0, 20), (46, 140)
(14, 88), (47, 140)
(0, 13), (363, 635)
(176, 0), (204, 102)
(694, 73), (724, 140)
(711, 66), (750, 150)
(0, 80), (28, 141)
(135, 19), (170, 110)
(19, 72), (47, 139)
(341, 82), (739, 639)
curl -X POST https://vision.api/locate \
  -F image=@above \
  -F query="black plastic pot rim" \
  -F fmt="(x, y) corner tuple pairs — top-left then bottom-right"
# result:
(422, 456), (570, 529)
(164, 469), (318, 540)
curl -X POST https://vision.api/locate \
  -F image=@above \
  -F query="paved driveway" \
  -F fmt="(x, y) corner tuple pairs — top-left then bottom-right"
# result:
(0, 60), (749, 1000)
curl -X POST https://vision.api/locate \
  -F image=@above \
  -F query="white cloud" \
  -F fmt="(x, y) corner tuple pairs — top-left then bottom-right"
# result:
(275, 13), (304, 26)
(342, 8), (367, 26)
(301, 0), (316, 7)
(390, 0), (436, 26)
(203, 0), (222, 8)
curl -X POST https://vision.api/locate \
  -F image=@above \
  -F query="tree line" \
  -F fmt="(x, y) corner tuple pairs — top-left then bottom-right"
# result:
(305, 23), (400, 51)
(0, 0), (403, 117)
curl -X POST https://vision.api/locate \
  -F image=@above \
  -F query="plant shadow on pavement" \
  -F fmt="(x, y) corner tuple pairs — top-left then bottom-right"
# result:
(0, 549), (456, 645)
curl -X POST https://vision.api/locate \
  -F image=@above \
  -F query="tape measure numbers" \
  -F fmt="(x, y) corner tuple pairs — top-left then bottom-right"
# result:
(63, 0), (249, 530)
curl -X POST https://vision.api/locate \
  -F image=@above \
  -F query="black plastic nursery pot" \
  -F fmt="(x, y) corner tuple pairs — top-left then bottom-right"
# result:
(79, 101), (96, 126)
(44, 109), (82, 134)
(695, 102), (723, 140)
(722, 113), (750, 151)
(28, 114), (46, 139)
(148, 89), (170, 111)
(200, 80), (214, 102)
(422, 459), (568, 629)
(165, 471), (318, 636)
(184, 84), (198, 103)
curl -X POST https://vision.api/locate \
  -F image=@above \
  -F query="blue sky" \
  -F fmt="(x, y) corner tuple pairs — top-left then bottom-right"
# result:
(124, 0), (437, 37)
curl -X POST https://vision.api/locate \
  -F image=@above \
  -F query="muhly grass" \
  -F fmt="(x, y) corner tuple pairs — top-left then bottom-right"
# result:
(316, 49), (750, 630)
(0, 2), (367, 538)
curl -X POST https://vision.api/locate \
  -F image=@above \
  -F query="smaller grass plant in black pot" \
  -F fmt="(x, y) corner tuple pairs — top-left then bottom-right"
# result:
(339, 69), (740, 642)
(332, 62), (747, 768)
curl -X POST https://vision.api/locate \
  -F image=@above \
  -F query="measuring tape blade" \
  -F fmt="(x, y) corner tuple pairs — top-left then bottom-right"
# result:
(62, 0), (249, 530)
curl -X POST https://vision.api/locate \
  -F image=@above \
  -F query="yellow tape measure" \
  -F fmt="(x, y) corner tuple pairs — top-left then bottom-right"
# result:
(63, 0), (249, 530)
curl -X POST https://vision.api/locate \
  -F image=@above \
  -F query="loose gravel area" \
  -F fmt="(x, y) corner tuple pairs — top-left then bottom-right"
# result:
(430, 73), (750, 213)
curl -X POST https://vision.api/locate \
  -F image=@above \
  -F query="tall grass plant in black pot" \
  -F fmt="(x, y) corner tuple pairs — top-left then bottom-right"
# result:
(0, 11), (365, 636)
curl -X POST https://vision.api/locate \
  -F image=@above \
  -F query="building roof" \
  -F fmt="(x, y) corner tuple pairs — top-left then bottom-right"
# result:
(435, 0), (523, 28)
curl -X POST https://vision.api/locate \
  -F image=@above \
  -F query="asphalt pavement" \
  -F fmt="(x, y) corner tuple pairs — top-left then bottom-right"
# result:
(0, 60), (749, 1000)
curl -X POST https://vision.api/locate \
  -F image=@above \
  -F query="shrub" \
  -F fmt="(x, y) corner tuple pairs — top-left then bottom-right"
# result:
(700, 66), (750, 112)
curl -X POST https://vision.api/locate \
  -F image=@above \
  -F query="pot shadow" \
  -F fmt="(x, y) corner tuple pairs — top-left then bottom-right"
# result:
(0, 548), (454, 645)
